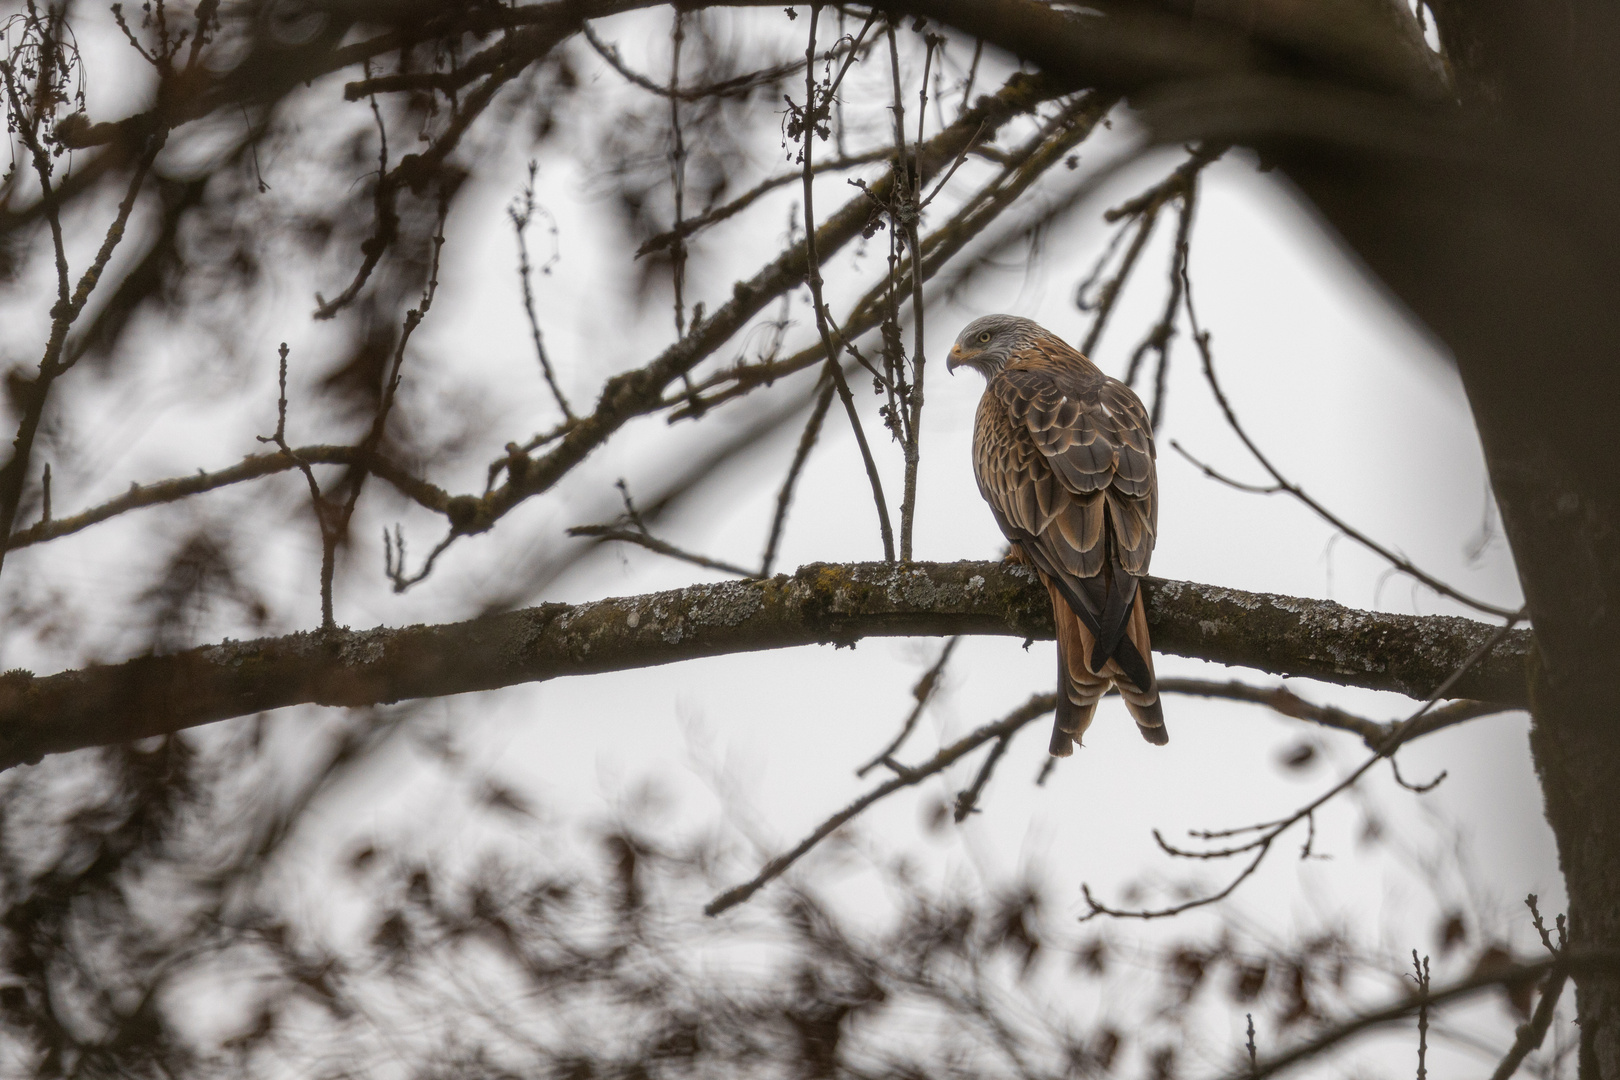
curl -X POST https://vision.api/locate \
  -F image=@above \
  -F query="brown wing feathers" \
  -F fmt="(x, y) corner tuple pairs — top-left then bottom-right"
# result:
(970, 329), (1164, 753)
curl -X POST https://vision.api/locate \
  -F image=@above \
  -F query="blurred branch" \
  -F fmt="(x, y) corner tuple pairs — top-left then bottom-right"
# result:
(5, 445), (448, 553)
(403, 72), (1065, 578)
(635, 149), (888, 258)
(1157, 677), (1512, 750)
(565, 525), (756, 577)
(1083, 609), (1526, 921)
(856, 635), (959, 776)
(581, 21), (848, 102)
(673, 89), (1116, 418)
(707, 690), (1056, 915)
(0, 562), (1533, 771)
(567, 480), (756, 577)
(1203, 952), (1620, 1080)
(0, 46), (169, 578)
(509, 162), (575, 422)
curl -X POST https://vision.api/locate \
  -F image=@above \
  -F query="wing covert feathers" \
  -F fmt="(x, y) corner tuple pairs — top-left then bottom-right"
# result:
(971, 331), (1163, 755)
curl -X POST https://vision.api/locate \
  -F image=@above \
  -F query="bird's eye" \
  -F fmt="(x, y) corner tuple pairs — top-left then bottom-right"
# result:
(978, 331), (991, 343)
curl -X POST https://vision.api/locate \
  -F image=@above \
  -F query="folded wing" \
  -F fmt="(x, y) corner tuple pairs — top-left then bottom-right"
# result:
(972, 352), (1158, 690)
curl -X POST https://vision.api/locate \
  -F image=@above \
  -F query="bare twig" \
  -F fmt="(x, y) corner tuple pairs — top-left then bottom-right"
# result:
(706, 691), (1055, 915)
(338, 197), (449, 615)
(6, 444), (447, 553)
(953, 729), (1013, 822)
(799, 4), (895, 561)
(581, 22), (833, 102)
(1412, 951), (1430, 1080)
(255, 344), (336, 626)
(675, 91), (1112, 419)
(1201, 952), (1620, 1080)
(1155, 677), (1509, 750)
(567, 480), (757, 578)
(0, 36), (168, 578)
(1179, 266), (1520, 620)
(1490, 972), (1566, 1080)
(1077, 142), (1224, 388)
(509, 161), (575, 421)
(567, 525), (757, 578)
(635, 149), (888, 258)
(1079, 207), (1158, 357)
(1489, 894), (1570, 1080)
(668, 8), (689, 338)
(761, 379), (836, 576)
(1081, 607), (1526, 920)
(858, 636), (959, 776)
(888, 21), (930, 561)
(316, 38), (525, 321)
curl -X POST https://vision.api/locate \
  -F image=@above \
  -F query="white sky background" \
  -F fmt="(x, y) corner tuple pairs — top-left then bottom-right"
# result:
(0, 3), (1568, 1075)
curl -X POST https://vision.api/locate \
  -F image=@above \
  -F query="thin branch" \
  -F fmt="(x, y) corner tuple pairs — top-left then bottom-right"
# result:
(1488, 970), (1567, 1080)
(1156, 677), (1511, 750)
(1180, 267), (1520, 620)
(1200, 952), (1620, 1080)
(800, 3), (895, 561)
(635, 148), (888, 258)
(761, 378), (836, 576)
(1075, 142), (1224, 389)
(567, 480), (758, 578)
(403, 73), (1064, 589)
(886, 20), (930, 561)
(1079, 206), (1158, 357)
(509, 161), (575, 421)
(1170, 440), (1285, 494)
(953, 729), (1014, 822)
(335, 199), (449, 613)
(674, 91), (1113, 419)
(5, 444), (447, 552)
(1487, 894), (1570, 1080)
(0, 85), (168, 578)
(565, 525), (757, 578)
(1081, 608), (1526, 920)
(1413, 951), (1430, 1080)
(668, 8), (688, 338)
(706, 691), (1055, 916)
(582, 22), (820, 102)
(255, 344), (337, 628)
(858, 635), (959, 776)
(315, 43), (519, 321)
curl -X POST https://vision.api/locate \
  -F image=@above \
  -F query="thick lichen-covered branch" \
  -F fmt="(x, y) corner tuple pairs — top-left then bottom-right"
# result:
(0, 561), (1530, 771)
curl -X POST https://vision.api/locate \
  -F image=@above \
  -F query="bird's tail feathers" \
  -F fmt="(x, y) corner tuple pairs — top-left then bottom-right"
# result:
(1087, 554), (1137, 675)
(1050, 582), (1105, 757)
(1116, 591), (1166, 745)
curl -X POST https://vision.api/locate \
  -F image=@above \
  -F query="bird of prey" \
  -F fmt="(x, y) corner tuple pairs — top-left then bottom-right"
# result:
(947, 314), (1166, 756)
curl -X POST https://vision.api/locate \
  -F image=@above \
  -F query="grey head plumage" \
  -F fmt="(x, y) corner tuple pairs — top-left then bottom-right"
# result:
(945, 314), (1047, 378)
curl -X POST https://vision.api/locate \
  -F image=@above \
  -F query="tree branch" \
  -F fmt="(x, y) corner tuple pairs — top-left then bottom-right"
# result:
(4, 445), (449, 552)
(1204, 952), (1620, 1080)
(0, 561), (1531, 771)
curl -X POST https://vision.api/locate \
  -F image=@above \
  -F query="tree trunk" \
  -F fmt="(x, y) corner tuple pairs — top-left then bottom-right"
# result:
(1273, 4), (1620, 1070)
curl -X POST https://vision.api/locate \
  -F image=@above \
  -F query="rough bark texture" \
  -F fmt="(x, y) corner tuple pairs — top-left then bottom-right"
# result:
(860, 2), (1620, 1069)
(1265, 10), (1620, 1073)
(0, 561), (1529, 772)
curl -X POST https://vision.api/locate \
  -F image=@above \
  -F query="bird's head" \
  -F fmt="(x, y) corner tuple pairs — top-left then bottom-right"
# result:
(946, 314), (1043, 378)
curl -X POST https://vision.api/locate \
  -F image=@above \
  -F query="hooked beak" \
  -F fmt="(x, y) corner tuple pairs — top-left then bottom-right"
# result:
(946, 343), (967, 373)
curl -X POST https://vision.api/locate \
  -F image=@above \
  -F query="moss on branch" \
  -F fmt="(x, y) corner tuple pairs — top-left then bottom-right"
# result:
(0, 561), (1529, 771)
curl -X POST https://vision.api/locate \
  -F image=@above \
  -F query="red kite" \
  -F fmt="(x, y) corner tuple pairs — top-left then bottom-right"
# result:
(948, 314), (1166, 755)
